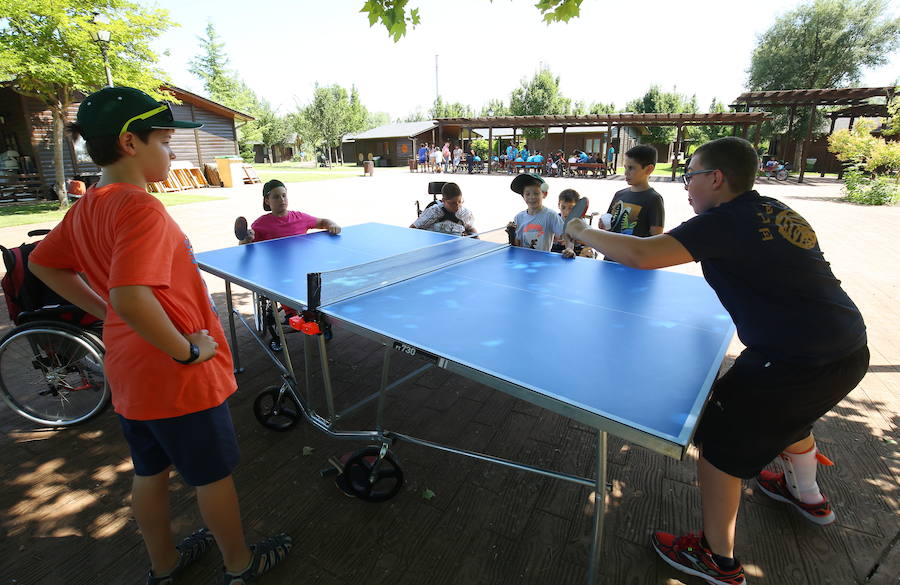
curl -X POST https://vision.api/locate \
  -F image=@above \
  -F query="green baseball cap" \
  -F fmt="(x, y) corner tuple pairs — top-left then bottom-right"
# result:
(76, 86), (202, 140)
(510, 173), (546, 195)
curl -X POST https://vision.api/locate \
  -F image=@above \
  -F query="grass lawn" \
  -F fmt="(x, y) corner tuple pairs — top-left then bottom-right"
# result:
(0, 192), (227, 229)
(254, 162), (362, 184)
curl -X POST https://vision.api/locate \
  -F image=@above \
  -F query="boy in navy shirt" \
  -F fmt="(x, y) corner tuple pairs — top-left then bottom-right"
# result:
(565, 137), (868, 585)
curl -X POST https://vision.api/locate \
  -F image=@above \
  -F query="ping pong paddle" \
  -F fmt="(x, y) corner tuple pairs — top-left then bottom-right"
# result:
(234, 216), (249, 241)
(562, 197), (589, 234)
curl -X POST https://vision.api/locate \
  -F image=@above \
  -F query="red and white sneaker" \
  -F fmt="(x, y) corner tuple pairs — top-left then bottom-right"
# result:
(756, 469), (835, 525)
(651, 531), (746, 585)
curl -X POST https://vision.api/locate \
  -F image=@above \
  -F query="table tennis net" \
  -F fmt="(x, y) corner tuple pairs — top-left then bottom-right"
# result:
(309, 236), (506, 308)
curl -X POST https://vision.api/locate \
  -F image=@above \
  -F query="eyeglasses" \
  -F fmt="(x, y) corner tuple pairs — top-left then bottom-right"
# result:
(119, 104), (171, 137)
(681, 168), (717, 185)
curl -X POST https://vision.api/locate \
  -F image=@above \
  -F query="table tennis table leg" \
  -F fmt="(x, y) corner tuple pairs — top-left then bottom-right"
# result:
(375, 345), (391, 432)
(224, 281), (243, 374)
(318, 334), (337, 422)
(586, 430), (608, 585)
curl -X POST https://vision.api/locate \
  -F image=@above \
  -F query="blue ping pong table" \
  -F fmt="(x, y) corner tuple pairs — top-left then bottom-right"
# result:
(196, 222), (735, 585)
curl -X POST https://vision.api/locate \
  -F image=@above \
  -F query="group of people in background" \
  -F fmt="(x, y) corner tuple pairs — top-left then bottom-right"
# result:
(416, 141), (481, 174)
(415, 140), (619, 178)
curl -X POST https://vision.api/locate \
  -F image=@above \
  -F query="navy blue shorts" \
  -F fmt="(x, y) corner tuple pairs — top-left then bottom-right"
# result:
(694, 344), (869, 479)
(117, 401), (240, 487)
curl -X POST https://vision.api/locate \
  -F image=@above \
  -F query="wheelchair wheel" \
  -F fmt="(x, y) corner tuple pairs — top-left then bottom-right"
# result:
(0, 321), (109, 426)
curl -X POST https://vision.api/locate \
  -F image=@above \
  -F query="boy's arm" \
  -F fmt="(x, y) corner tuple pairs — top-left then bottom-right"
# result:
(109, 285), (218, 363)
(315, 217), (341, 234)
(566, 222), (692, 269)
(28, 262), (106, 320)
(649, 226), (664, 236)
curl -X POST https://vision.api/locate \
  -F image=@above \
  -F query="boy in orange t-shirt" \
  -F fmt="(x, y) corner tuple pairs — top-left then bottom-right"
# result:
(29, 87), (291, 585)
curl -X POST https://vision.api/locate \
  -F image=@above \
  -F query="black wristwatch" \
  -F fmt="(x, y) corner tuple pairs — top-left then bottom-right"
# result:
(173, 342), (200, 364)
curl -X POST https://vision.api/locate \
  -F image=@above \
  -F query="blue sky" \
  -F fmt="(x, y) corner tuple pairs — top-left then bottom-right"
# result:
(150, 0), (900, 119)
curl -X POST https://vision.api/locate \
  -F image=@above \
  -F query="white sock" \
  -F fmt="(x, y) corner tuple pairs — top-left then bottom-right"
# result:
(778, 446), (824, 504)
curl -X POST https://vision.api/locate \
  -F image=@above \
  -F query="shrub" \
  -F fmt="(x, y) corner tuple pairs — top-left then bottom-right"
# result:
(842, 169), (900, 205)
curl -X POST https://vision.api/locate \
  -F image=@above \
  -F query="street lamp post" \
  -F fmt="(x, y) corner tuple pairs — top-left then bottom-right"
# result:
(89, 27), (113, 87)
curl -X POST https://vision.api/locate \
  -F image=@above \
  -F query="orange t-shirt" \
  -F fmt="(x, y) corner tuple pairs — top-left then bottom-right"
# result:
(30, 183), (236, 420)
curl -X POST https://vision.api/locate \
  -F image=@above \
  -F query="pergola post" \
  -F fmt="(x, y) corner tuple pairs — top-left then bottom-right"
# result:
(562, 126), (567, 153)
(798, 104), (816, 183)
(671, 125), (683, 181)
(822, 116), (837, 177)
(783, 105), (796, 163)
(488, 126), (493, 174)
(839, 116), (856, 179)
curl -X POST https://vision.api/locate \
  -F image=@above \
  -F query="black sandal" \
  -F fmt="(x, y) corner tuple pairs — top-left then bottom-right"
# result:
(146, 527), (215, 585)
(222, 533), (292, 584)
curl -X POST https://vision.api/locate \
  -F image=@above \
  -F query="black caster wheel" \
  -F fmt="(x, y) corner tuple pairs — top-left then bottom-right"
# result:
(335, 446), (404, 502)
(253, 385), (299, 431)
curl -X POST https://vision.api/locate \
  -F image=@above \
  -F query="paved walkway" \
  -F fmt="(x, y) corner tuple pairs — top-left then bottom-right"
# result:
(0, 170), (897, 585)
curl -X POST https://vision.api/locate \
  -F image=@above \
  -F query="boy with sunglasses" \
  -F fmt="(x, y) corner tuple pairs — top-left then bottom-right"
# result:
(564, 137), (868, 585)
(29, 87), (292, 585)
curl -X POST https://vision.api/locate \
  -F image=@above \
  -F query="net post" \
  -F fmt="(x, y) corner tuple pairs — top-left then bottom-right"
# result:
(307, 272), (322, 310)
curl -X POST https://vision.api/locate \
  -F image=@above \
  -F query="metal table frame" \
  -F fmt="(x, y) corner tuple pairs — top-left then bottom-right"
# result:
(207, 267), (725, 585)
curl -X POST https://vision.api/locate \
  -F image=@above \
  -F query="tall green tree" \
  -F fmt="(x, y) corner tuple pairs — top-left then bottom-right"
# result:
(479, 98), (509, 117)
(299, 84), (353, 165)
(509, 67), (571, 139)
(431, 96), (473, 118)
(748, 0), (900, 91)
(747, 0), (900, 161)
(189, 22), (281, 161)
(696, 98), (734, 144)
(0, 0), (173, 207)
(360, 0), (583, 41)
(625, 86), (698, 144)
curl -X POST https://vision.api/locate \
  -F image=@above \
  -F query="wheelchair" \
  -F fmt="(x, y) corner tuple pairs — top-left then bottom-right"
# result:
(0, 230), (109, 426)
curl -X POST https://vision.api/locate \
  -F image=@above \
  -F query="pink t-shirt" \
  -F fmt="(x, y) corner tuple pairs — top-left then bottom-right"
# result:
(251, 211), (319, 242)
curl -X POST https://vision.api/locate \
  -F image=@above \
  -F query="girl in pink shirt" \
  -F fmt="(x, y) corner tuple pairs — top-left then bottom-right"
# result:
(237, 179), (340, 243)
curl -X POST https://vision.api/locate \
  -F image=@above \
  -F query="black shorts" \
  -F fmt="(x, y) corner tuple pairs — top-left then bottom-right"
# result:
(694, 344), (869, 479)
(117, 401), (240, 486)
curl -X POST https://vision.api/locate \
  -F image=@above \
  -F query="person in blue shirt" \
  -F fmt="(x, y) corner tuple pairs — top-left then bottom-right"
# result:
(417, 143), (428, 172)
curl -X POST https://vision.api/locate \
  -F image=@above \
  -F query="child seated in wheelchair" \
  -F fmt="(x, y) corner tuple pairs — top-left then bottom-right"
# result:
(410, 182), (477, 237)
(551, 189), (596, 258)
(235, 179), (341, 351)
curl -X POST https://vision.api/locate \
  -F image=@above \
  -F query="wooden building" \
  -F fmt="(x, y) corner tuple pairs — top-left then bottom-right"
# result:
(0, 84), (253, 196)
(342, 121), (482, 167)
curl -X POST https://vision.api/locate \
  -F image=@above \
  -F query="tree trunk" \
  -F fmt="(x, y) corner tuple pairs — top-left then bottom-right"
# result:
(52, 104), (69, 209)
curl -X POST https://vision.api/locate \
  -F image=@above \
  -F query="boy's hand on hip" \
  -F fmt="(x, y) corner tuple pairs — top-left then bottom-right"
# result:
(186, 329), (218, 363)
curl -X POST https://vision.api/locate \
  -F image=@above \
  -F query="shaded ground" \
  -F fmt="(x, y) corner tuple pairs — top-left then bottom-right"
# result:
(0, 170), (897, 584)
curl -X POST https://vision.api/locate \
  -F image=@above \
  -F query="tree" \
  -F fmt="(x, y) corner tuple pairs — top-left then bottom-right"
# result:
(748, 0), (900, 91)
(479, 99), (509, 117)
(0, 0), (173, 207)
(509, 67), (571, 138)
(255, 99), (291, 163)
(885, 87), (900, 136)
(360, 0), (583, 41)
(747, 0), (900, 162)
(431, 96), (473, 118)
(696, 98), (734, 145)
(298, 84), (369, 165)
(589, 102), (616, 115)
(625, 86), (698, 143)
(190, 23), (270, 161)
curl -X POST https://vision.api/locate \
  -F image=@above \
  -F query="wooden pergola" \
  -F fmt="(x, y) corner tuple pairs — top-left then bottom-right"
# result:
(436, 112), (771, 180)
(731, 87), (896, 182)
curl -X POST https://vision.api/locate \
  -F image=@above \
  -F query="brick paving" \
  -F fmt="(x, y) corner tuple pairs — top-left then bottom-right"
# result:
(0, 170), (897, 585)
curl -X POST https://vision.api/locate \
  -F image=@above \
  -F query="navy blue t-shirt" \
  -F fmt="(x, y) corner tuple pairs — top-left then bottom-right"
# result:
(668, 191), (866, 365)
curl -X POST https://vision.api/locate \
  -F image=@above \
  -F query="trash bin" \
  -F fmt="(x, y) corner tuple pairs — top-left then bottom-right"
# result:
(805, 158), (817, 172)
(373, 156), (382, 168)
(363, 160), (374, 176)
(408, 159), (417, 172)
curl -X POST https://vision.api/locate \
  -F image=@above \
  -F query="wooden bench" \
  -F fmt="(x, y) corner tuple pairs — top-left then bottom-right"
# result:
(567, 162), (608, 178)
(0, 173), (43, 202)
